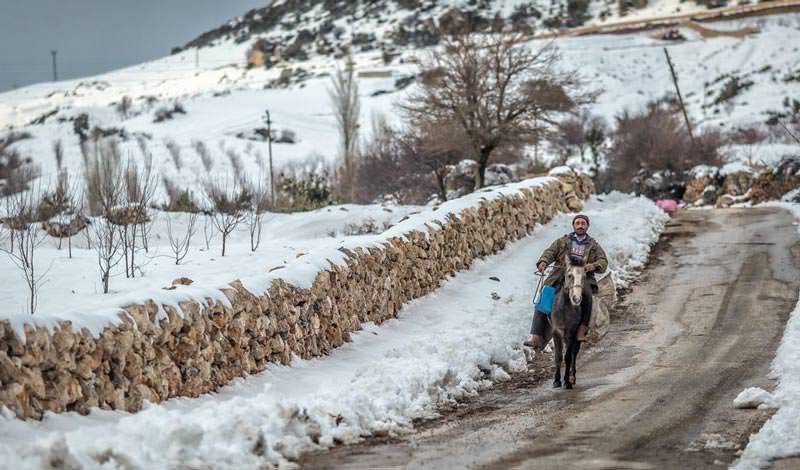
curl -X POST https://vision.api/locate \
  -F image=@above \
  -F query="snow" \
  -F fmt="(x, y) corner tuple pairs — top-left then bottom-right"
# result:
(688, 164), (719, 179)
(733, 202), (800, 470)
(720, 161), (755, 176)
(548, 165), (576, 177)
(0, 192), (668, 469)
(2, 12), (800, 199)
(0, 178), (555, 339)
(733, 387), (778, 410)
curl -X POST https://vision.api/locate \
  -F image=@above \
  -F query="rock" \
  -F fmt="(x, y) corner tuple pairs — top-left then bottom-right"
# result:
(172, 277), (194, 286)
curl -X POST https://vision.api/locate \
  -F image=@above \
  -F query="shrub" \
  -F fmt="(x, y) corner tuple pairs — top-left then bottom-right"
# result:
(165, 140), (183, 170)
(602, 100), (723, 194)
(153, 103), (186, 123)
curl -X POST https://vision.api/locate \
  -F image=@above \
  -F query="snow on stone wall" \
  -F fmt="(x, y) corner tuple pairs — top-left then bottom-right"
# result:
(0, 174), (593, 419)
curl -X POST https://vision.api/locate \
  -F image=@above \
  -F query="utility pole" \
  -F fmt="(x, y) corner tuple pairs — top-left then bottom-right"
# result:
(51, 50), (58, 81)
(663, 47), (695, 148)
(264, 109), (275, 207)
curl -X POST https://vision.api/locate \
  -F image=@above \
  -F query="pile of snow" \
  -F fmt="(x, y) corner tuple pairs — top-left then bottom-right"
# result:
(720, 161), (755, 176)
(688, 164), (719, 179)
(548, 165), (576, 177)
(733, 202), (800, 470)
(733, 387), (778, 410)
(0, 192), (668, 468)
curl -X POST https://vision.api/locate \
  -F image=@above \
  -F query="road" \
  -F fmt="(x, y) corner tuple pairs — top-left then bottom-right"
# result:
(534, 0), (800, 38)
(301, 207), (800, 469)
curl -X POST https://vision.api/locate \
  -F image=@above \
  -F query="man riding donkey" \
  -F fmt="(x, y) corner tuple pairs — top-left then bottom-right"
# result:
(524, 214), (608, 349)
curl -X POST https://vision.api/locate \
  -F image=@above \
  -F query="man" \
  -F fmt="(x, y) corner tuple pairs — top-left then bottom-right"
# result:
(524, 214), (608, 348)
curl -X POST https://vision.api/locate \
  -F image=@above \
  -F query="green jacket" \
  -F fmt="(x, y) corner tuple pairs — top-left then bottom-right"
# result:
(538, 233), (608, 291)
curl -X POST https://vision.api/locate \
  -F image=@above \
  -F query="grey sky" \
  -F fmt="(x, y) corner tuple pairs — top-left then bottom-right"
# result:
(0, 0), (268, 92)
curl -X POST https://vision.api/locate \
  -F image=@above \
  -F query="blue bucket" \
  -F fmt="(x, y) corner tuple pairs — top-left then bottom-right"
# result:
(535, 285), (557, 315)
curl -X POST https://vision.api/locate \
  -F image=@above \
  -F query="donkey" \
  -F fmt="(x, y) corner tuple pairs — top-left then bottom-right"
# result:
(549, 254), (587, 389)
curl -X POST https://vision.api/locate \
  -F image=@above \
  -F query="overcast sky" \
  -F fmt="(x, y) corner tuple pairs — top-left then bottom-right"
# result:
(0, 0), (268, 92)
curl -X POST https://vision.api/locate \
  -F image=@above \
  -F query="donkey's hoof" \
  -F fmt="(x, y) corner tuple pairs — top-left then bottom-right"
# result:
(553, 380), (561, 388)
(564, 382), (573, 390)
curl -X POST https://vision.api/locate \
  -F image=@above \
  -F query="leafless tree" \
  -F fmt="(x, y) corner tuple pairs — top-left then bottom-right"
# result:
(329, 53), (360, 201)
(41, 169), (83, 258)
(53, 140), (64, 170)
(402, 34), (589, 188)
(246, 175), (271, 252)
(399, 120), (465, 202)
(226, 149), (246, 185)
(356, 116), (462, 204)
(1, 183), (50, 314)
(116, 95), (133, 119)
(83, 137), (127, 292)
(83, 137), (123, 216)
(604, 100), (723, 192)
(89, 214), (124, 294)
(0, 145), (39, 197)
(193, 140), (214, 172)
(204, 177), (251, 256)
(165, 139), (183, 171)
(165, 212), (198, 265)
(202, 212), (214, 251)
(117, 157), (157, 278)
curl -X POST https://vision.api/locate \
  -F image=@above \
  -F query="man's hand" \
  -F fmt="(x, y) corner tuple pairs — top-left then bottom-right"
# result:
(537, 261), (547, 273)
(585, 263), (595, 273)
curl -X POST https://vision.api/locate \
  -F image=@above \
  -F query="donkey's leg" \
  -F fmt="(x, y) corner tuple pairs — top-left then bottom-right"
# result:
(552, 333), (563, 388)
(571, 340), (581, 385)
(564, 339), (574, 389)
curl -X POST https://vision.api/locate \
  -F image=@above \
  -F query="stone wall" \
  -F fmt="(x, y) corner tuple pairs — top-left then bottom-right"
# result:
(0, 175), (593, 419)
(683, 156), (800, 207)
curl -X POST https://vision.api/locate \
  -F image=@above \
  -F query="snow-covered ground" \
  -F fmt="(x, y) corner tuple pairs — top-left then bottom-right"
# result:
(733, 202), (800, 470)
(0, 192), (668, 469)
(1, 12), (799, 197)
(0, 202), (422, 323)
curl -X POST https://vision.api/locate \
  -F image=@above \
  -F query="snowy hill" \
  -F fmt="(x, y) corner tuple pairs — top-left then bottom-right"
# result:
(0, 2), (799, 202)
(175, 0), (720, 54)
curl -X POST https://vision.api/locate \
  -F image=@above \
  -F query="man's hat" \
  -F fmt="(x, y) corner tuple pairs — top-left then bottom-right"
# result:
(573, 214), (590, 225)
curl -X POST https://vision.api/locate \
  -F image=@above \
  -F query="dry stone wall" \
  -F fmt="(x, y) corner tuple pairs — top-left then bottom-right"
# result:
(0, 175), (593, 420)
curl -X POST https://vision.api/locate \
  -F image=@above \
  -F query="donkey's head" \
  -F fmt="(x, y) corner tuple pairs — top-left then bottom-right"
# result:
(563, 254), (586, 307)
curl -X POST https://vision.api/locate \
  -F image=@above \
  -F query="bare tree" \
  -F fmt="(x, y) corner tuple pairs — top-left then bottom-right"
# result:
(165, 212), (198, 265)
(399, 120), (465, 202)
(121, 156), (157, 276)
(0, 145), (39, 197)
(41, 169), (83, 258)
(204, 177), (251, 256)
(202, 212), (214, 251)
(83, 137), (126, 293)
(89, 214), (124, 294)
(165, 139), (183, 171)
(246, 175), (271, 252)
(116, 95), (133, 119)
(83, 137), (123, 216)
(329, 53), (360, 201)
(1, 183), (50, 314)
(193, 140), (214, 173)
(604, 100), (723, 193)
(53, 140), (64, 170)
(402, 34), (589, 188)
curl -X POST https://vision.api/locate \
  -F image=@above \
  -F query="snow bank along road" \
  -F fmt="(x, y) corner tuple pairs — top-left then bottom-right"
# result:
(0, 193), (666, 469)
(302, 207), (800, 470)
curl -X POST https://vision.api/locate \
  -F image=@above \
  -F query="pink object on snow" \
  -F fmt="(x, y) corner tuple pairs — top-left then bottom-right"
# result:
(656, 199), (679, 212)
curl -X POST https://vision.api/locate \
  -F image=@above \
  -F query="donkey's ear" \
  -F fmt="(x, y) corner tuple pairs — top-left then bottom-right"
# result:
(563, 253), (571, 266)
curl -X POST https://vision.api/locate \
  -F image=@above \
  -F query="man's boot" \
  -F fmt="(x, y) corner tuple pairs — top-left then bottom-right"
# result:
(524, 335), (544, 350)
(577, 324), (588, 342)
